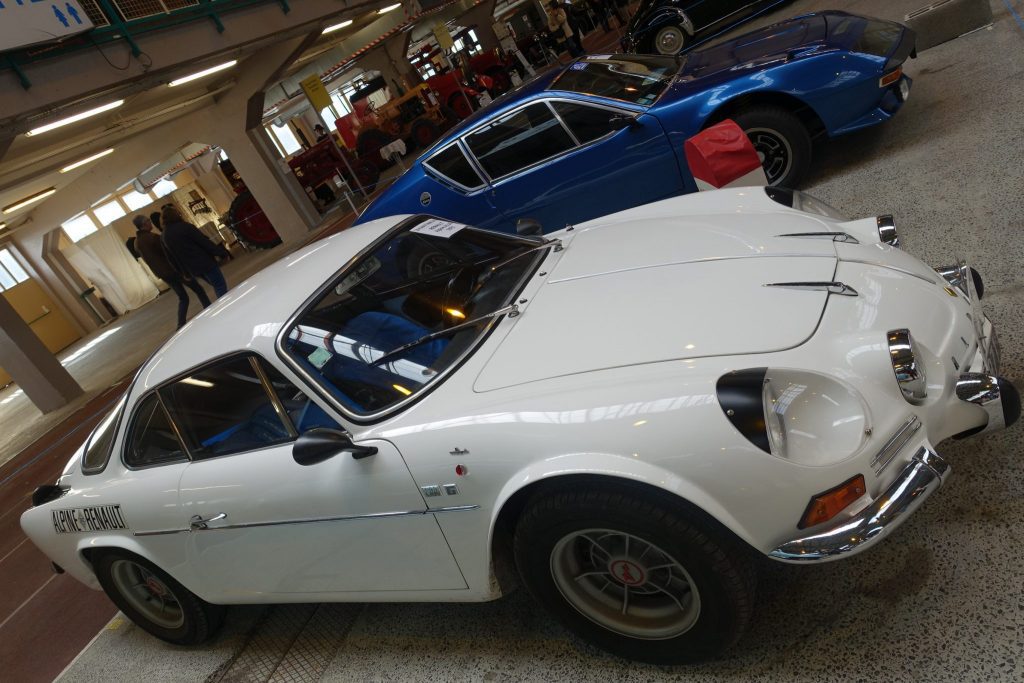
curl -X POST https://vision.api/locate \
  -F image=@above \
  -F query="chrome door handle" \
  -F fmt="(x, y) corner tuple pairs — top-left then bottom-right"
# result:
(189, 512), (227, 530)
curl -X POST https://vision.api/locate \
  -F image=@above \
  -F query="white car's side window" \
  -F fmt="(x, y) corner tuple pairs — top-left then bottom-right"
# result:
(124, 394), (187, 469)
(123, 354), (343, 468)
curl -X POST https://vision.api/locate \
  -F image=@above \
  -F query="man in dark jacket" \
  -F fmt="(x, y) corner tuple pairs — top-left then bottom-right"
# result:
(160, 206), (231, 298)
(133, 214), (212, 329)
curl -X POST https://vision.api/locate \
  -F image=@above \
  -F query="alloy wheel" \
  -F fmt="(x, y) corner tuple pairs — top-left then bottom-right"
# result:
(744, 126), (793, 184)
(550, 528), (701, 640)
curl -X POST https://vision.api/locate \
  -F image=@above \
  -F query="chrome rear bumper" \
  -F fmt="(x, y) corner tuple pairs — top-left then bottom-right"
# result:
(768, 446), (949, 563)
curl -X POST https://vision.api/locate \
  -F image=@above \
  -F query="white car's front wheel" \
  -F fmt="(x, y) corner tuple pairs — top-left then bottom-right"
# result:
(514, 484), (756, 664)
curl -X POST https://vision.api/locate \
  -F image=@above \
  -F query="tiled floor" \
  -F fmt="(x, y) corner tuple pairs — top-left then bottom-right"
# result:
(14, 0), (1024, 680)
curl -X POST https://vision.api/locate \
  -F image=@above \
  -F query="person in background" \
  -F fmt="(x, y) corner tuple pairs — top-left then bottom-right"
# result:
(160, 205), (231, 298)
(150, 210), (163, 229)
(314, 124), (329, 142)
(548, 0), (583, 57)
(133, 215), (212, 329)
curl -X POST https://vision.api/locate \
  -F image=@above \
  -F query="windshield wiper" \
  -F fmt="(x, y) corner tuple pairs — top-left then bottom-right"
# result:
(369, 303), (519, 367)
(479, 238), (559, 284)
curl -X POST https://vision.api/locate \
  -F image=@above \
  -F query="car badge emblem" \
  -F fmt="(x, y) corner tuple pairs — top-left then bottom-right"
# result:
(420, 192), (431, 207)
(450, 447), (469, 456)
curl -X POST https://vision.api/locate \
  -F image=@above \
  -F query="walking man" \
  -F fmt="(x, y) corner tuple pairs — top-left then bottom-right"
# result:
(132, 215), (212, 329)
(160, 206), (231, 298)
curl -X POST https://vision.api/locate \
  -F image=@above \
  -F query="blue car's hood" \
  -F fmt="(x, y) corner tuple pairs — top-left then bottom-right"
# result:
(678, 13), (828, 82)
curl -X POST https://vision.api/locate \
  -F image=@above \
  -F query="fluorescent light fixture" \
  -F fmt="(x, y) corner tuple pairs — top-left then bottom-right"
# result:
(323, 19), (353, 33)
(181, 377), (214, 388)
(0, 223), (6, 231)
(26, 100), (124, 137)
(3, 188), (57, 214)
(169, 60), (238, 87)
(378, 3), (401, 14)
(60, 148), (114, 173)
(392, 384), (412, 396)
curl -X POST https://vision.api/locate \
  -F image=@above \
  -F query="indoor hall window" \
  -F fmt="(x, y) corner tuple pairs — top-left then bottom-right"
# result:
(125, 394), (187, 468)
(152, 178), (177, 199)
(161, 355), (294, 459)
(465, 102), (575, 179)
(93, 199), (126, 226)
(62, 213), (99, 242)
(270, 122), (303, 156)
(551, 101), (625, 145)
(121, 190), (153, 211)
(425, 144), (484, 189)
(0, 248), (29, 292)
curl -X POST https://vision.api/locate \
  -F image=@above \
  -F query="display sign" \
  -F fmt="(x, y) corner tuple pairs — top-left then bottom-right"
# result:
(432, 23), (454, 51)
(299, 74), (332, 112)
(0, 1), (94, 51)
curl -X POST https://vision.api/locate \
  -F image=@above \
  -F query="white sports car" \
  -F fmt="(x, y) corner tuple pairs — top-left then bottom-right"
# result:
(21, 188), (1018, 663)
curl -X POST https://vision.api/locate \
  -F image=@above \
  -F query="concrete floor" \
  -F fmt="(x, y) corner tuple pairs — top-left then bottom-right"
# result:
(27, 0), (1024, 680)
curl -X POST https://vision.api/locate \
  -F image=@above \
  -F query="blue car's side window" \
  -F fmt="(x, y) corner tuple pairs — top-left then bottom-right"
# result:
(551, 101), (623, 144)
(424, 144), (483, 190)
(465, 103), (575, 179)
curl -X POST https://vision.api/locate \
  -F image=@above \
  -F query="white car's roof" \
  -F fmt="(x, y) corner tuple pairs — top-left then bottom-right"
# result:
(134, 216), (405, 392)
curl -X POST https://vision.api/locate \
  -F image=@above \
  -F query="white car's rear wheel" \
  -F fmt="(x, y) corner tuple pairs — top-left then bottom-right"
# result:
(95, 549), (223, 645)
(514, 484), (756, 664)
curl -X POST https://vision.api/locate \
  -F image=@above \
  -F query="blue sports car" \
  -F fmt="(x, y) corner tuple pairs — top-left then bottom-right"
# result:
(358, 12), (915, 234)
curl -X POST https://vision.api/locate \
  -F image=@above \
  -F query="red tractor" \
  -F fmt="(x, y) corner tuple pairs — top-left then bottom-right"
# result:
(287, 138), (381, 201)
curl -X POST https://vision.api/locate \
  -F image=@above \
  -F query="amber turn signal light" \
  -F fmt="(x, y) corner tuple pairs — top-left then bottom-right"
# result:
(798, 474), (867, 529)
(879, 67), (903, 88)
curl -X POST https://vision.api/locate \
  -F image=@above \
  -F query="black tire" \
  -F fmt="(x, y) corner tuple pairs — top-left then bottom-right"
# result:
(410, 118), (442, 149)
(353, 160), (380, 195)
(513, 484), (755, 664)
(94, 549), (224, 645)
(356, 128), (397, 170)
(731, 105), (812, 188)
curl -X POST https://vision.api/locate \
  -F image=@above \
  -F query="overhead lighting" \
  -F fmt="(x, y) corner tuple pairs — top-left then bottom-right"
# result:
(377, 3), (401, 14)
(323, 19), (353, 33)
(4, 188), (57, 214)
(392, 384), (412, 396)
(181, 377), (214, 388)
(61, 148), (114, 173)
(169, 60), (238, 87)
(0, 222), (6, 231)
(445, 308), (465, 319)
(26, 100), (125, 137)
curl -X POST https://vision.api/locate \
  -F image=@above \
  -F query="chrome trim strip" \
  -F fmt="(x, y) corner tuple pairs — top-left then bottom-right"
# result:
(769, 446), (948, 563)
(188, 505), (480, 532)
(870, 416), (922, 474)
(134, 528), (188, 537)
(763, 281), (859, 296)
(776, 232), (860, 243)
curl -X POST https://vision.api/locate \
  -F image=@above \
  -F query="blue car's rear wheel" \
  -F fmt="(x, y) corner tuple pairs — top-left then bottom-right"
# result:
(733, 106), (812, 188)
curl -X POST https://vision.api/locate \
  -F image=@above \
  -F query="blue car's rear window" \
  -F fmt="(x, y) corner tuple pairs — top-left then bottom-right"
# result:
(550, 55), (678, 106)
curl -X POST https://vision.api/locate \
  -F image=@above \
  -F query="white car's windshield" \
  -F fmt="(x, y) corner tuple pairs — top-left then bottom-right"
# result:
(283, 217), (547, 416)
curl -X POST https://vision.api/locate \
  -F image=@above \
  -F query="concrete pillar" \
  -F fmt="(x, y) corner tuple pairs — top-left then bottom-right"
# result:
(185, 36), (323, 244)
(0, 295), (83, 412)
(456, 1), (502, 52)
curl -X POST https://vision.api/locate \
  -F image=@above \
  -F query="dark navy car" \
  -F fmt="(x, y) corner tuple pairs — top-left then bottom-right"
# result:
(621, 0), (791, 55)
(358, 12), (915, 234)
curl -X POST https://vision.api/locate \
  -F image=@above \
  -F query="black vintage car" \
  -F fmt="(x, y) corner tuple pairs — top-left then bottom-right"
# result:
(622, 0), (792, 55)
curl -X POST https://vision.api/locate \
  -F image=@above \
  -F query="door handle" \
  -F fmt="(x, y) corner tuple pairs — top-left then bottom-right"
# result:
(190, 512), (227, 530)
